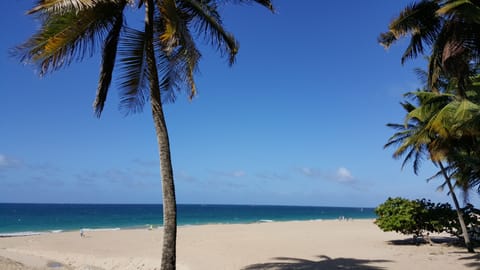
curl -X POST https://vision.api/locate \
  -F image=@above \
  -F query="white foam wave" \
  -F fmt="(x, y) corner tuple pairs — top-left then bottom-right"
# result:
(0, 231), (42, 237)
(258, 219), (274, 223)
(82, 228), (121, 232)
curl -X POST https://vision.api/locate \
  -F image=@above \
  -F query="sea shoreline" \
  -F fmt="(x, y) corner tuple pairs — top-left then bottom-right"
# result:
(0, 203), (376, 235)
(0, 219), (475, 270)
(0, 217), (372, 237)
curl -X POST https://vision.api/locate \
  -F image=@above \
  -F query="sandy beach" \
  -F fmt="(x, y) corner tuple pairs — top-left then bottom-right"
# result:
(0, 219), (478, 270)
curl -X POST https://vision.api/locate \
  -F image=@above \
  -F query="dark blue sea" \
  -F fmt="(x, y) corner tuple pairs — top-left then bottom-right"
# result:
(0, 204), (375, 236)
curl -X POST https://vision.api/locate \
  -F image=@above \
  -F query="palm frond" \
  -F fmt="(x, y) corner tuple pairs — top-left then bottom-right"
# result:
(217, 0), (275, 12)
(403, 101), (418, 112)
(169, 44), (201, 100)
(156, 40), (201, 103)
(450, 99), (480, 135)
(401, 32), (425, 64)
(426, 101), (458, 135)
(378, 31), (397, 49)
(93, 8), (125, 117)
(455, 99), (480, 121)
(422, 101), (457, 138)
(425, 99), (480, 138)
(182, 0), (239, 65)
(400, 148), (415, 170)
(414, 67), (429, 85)
(154, 1), (201, 102)
(413, 147), (425, 174)
(156, 0), (181, 53)
(385, 131), (412, 149)
(441, 23), (469, 68)
(436, 181), (447, 192)
(392, 134), (417, 159)
(385, 93), (441, 176)
(449, 151), (480, 194)
(437, 0), (480, 24)
(14, 1), (125, 76)
(117, 27), (149, 115)
(27, 0), (99, 15)
(380, 0), (441, 61)
(406, 91), (454, 108)
(427, 54), (443, 92)
(428, 10), (480, 96)
(386, 123), (409, 131)
(437, 0), (469, 15)
(406, 106), (429, 124)
(389, 0), (440, 39)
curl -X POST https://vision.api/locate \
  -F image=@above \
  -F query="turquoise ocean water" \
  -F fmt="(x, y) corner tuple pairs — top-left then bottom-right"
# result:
(0, 204), (376, 236)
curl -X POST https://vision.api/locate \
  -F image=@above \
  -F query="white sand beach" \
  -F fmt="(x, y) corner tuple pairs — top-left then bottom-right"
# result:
(0, 219), (478, 270)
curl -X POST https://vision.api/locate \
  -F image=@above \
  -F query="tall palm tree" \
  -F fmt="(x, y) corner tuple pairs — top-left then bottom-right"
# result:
(385, 94), (475, 252)
(14, 1), (274, 269)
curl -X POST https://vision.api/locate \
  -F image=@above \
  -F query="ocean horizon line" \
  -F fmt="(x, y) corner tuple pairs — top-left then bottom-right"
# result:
(0, 202), (377, 209)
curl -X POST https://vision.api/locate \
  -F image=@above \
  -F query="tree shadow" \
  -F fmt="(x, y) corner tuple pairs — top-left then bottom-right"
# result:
(458, 253), (480, 269)
(388, 238), (427, 246)
(388, 236), (460, 246)
(388, 238), (480, 269)
(242, 255), (392, 270)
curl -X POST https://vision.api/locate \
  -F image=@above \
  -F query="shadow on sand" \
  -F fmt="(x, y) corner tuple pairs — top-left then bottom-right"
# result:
(388, 238), (480, 269)
(446, 252), (480, 269)
(242, 255), (392, 270)
(388, 236), (461, 246)
(458, 253), (480, 269)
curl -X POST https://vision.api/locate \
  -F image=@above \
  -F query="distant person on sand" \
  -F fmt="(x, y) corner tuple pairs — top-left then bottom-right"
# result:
(80, 229), (84, 238)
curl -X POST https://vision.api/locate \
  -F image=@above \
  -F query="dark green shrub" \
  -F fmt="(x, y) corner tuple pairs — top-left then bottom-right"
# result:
(375, 197), (427, 237)
(375, 197), (480, 242)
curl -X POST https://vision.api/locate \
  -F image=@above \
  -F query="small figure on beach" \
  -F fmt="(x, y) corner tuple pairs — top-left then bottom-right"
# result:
(80, 229), (84, 238)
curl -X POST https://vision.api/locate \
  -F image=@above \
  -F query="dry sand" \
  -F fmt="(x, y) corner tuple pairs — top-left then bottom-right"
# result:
(0, 219), (478, 270)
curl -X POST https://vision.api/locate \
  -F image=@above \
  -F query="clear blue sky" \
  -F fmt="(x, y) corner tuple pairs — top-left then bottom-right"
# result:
(1, 1), (477, 207)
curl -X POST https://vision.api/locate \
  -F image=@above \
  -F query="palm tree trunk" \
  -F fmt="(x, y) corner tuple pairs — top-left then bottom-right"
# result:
(438, 161), (474, 253)
(145, 0), (177, 269)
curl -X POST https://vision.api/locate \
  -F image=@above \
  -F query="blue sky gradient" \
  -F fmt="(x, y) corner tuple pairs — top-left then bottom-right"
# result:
(2, 1), (477, 207)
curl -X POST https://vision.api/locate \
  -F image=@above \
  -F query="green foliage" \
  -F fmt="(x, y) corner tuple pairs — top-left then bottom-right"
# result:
(375, 197), (465, 237)
(445, 203), (480, 239)
(421, 198), (457, 233)
(375, 197), (427, 236)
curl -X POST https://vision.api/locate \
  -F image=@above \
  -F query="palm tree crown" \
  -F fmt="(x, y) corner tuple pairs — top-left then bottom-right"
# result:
(379, 0), (480, 95)
(15, 0), (274, 115)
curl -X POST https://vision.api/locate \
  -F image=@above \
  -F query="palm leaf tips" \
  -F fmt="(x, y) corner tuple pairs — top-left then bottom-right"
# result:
(378, 31), (397, 49)
(27, 0), (100, 15)
(14, 0), (126, 76)
(94, 9), (125, 117)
